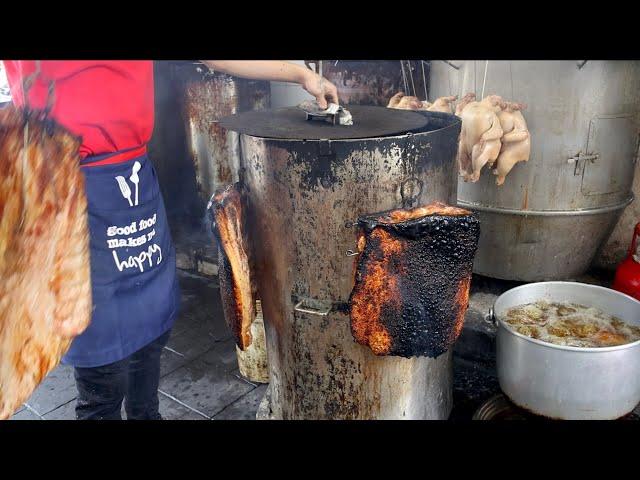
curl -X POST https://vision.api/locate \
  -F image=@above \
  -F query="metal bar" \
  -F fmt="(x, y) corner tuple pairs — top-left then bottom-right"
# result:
(457, 195), (634, 217)
(400, 61), (409, 93)
(421, 60), (428, 102)
(408, 61), (417, 97)
(481, 60), (489, 99)
(441, 60), (460, 70)
(294, 300), (331, 316)
(567, 153), (599, 164)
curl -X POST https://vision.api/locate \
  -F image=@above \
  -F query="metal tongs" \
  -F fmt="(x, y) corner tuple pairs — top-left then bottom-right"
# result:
(297, 100), (353, 126)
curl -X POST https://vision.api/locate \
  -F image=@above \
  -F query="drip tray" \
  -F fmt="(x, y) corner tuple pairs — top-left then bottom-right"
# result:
(473, 393), (640, 421)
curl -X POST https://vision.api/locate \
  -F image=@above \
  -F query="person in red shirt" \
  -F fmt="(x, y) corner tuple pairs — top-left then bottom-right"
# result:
(3, 60), (338, 420)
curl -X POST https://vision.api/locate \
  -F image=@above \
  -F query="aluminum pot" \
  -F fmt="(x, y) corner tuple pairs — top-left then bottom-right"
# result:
(491, 281), (640, 420)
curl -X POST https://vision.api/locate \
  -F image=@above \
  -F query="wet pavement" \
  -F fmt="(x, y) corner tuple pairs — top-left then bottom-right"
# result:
(11, 269), (266, 420)
(11, 264), (639, 420)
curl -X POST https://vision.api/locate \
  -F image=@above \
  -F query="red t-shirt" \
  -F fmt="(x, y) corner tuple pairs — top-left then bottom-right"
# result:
(3, 60), (154, 159)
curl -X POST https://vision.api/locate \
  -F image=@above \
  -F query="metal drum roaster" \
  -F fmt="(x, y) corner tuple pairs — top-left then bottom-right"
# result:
(213, 105), (469, 419)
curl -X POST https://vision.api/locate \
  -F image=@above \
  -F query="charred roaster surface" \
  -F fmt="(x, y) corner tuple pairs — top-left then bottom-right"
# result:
(349, 202), (480, 358)
(207, 184), (256, 350)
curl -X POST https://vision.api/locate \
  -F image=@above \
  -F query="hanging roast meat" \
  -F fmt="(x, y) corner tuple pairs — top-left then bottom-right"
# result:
(387, 92), (423, 110)
(455, 94), (531, 185)
(207, 183), (256, 350)
(456, 94), (504, 182)
(387, 92), (458, 113)
(0, 106), (91, 420)
(349, 202), (480, 358)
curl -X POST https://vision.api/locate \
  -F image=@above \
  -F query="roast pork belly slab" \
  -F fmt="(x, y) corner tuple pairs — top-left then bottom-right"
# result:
(0, 107), (91, 420)
(349, 202), (479, 358)
(208, 183), (256, 350)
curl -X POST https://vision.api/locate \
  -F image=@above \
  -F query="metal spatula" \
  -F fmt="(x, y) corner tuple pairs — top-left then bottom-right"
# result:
(116, 176), (133, 206)
(297, 100), (353, 126)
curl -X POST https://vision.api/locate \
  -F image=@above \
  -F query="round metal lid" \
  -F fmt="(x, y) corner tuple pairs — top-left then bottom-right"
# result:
(219, 105), (430, 140)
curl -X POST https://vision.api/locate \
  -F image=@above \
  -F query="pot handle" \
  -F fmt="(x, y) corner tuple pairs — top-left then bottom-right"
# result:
(484, 307), (498, 327)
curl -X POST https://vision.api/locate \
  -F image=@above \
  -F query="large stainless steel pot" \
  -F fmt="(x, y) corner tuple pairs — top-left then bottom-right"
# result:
(492, 282), (640, 420)
(429, 60), (640, 281)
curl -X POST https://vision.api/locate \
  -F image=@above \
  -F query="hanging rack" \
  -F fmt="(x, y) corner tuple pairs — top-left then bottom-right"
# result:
(481, 60), (489, 100)
(400, 60), (409, 94)
(421, 60), (428, 102)
(407, 61), (417, 98)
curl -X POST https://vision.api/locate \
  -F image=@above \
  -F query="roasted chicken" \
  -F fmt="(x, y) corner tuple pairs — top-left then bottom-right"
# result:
(456, 94), (504, 182)
(389, 89), (531, 185)
(493, 101), (531, 186)
(424, 95), (457, 113)
(387, 92), (458, 113)
(387, 92), (423, 110)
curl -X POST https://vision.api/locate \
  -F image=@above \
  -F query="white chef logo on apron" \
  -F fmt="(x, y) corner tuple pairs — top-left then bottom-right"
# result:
(115, 161), (142, 207)
(108, 160), (163, 273)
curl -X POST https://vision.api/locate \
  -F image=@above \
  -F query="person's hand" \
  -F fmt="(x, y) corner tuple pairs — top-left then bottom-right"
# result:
(301, 70), (339, 110)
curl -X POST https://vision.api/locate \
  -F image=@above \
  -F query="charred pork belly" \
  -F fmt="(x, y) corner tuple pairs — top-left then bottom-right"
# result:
(208, 183), (256, 350)
(349, 202), (479, 358)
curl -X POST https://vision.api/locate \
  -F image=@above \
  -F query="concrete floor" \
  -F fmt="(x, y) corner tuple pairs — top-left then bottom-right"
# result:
(11, 269), (266, 420)
(11, 262), (638, 420)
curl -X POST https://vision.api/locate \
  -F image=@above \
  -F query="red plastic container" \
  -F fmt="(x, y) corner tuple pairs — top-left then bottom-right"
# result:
(612, 222), (640, 301)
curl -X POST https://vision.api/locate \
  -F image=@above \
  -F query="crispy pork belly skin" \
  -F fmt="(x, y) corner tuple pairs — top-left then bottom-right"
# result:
(349, 202), (479, 358)
(0, 107), (91, 420)
(208, 184), (255, 350)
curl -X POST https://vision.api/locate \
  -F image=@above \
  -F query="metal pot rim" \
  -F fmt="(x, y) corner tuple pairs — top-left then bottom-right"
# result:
(237, 117), (462, 143)
(493, 281), (640, 353)
(457, 196), (634, 217)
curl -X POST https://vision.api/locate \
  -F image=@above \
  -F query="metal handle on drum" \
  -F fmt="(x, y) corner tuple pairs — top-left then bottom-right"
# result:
(484, 307), (498, 327)
(567, 153), (599, 164)
(567, 152), (599, 175)
(294, 300), (331, 317)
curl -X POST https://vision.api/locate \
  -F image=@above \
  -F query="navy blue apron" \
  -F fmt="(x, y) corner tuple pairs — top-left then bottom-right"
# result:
(62, 148), (180, 368)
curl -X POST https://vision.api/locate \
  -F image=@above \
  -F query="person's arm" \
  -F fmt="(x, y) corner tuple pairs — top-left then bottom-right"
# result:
(200, 60), (339, 109)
